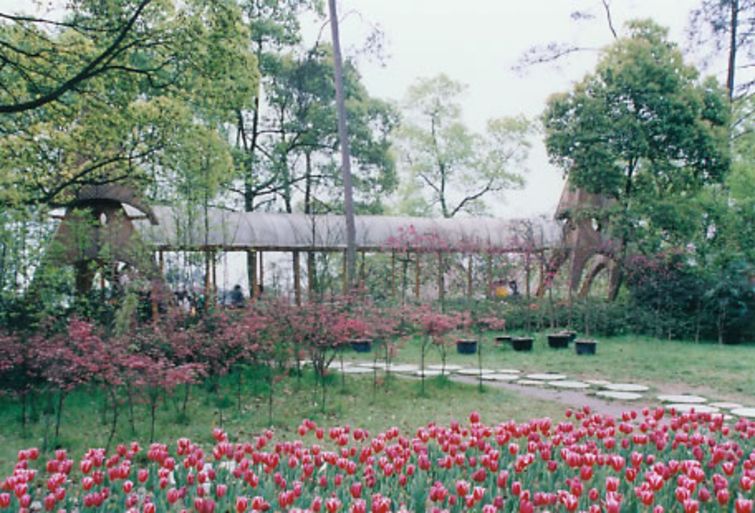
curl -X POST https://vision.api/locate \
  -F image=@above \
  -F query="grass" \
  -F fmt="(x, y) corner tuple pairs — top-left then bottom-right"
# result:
(343, 331), (755, 403)
(0, 367), (567, 475)
(1, 331), (751, 476)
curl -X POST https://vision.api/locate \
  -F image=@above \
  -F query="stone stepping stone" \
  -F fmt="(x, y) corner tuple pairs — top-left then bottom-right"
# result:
(585, 379), (612, 386)
(457, 368), (496, 376)
(667, 403), (720, 414)
(340, 366), (373, 374)
(483, 373), (520, 382)
(602, 383), (649, 392)
(657, 394), (707, 404)
(709, 402), (743, 410)
(387, 364), (420, 373)
(548, 380), (590, 389)
(356, 362), (383, 368)
(526, 373), (567, 381)
(497, 368), (521, 374)
(596, 391), (644, 401)
(427, 364), (464, 372)
(415, 369), (444, 377)
(731, 407), (755, 418)
(516, 379), (547, 386)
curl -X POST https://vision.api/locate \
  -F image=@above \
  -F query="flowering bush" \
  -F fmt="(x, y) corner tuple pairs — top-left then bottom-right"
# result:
(3, 407), (753, 513)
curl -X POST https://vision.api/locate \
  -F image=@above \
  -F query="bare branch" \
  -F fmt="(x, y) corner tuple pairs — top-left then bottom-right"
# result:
(601, 0), (618, 40)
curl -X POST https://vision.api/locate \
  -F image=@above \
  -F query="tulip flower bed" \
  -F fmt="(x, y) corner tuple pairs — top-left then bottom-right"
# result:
(3, 407), (754, 513)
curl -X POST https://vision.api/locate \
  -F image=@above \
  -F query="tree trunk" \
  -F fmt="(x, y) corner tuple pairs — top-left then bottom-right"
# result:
(727, 0), (739, 101)
(328, 0), (357, 290)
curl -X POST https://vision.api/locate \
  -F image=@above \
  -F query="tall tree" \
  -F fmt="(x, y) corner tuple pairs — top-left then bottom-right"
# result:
(689, 0), (755, 101)
(397, 74), (531, 218)
(543, 20), (731, 296)
(327, 0), (357, 290)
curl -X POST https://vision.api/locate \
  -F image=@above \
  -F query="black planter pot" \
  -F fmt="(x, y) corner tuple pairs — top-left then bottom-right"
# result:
(495, 335), (512, 347)
(456, 339), (478, 354)
(511, 337), (533, 352)
(547, 333), (572, 349)
(350, 339), (372, 353)
(562, 330), (577, 343)
(575, 339), (597, 355)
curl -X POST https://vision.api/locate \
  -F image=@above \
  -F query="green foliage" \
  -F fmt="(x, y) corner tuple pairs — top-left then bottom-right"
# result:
(235, 41), (398, 214)
(543, 20), (730, 250)
(396, 74), (531, 217)
(0, 0), (259, 208)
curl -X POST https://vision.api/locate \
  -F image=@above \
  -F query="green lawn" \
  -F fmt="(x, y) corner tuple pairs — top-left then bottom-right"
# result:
(1, 331), (751, 476)
(0, 369), (566, 475)
(343, 332), (755, 403)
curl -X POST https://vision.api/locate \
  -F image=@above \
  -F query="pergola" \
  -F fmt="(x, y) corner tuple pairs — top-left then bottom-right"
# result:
(48, 183), (617, 305)
(133, 206), (564, 303)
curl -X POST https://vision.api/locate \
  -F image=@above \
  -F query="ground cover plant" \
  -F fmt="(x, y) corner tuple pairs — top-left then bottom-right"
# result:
(1, 407), (753, 512)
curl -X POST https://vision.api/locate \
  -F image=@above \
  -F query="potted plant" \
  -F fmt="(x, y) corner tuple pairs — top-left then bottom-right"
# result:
(511, 336), (533, 351)
(575, 338), (597, 355)
(349, 339), (372, 352)
(456, 338), (477, 354)
(547, 332), (572, 349)
(575, 299), (597, 355)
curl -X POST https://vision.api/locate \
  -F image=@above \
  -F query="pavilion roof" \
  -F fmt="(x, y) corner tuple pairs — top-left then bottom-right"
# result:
(133, 206), (563, 253)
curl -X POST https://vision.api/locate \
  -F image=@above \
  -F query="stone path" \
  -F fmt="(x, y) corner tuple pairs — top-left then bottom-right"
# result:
(325, 360), (754, 418)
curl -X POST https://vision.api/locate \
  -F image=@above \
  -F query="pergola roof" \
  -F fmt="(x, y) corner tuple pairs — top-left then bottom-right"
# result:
(134, 206), (563, 253)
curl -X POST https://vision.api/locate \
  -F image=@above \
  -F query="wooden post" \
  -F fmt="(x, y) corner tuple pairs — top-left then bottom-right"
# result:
(486, 253), (493, 299)
(437, 252), (445, 309)
(249, 250), (258, 299)
(211, 251), (217, 302)
(342, 250), (348, 295)
(414, 253), (421, 299)
(466, 255), (473, 300)
(204, 250), (211, 301)
(391, 250), (397, 300)
(538, 251), (545, 298)
(258, 251), (264, 298)
(525, 252), (531, 299)
(307, 252), (316, 301)
(151, 279), (159, 322)
(293, 250), (301, 306)
(359, 251), (366, 291)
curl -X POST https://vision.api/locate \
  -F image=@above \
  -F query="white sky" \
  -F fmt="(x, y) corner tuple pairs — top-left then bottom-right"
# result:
(307, 0), (707, 218)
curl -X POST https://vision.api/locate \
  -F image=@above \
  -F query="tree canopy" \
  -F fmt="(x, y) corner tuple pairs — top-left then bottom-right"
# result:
(543, 20), (731, 254)
(0, 0), (259, 208)
(397, 74), (531, 218)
